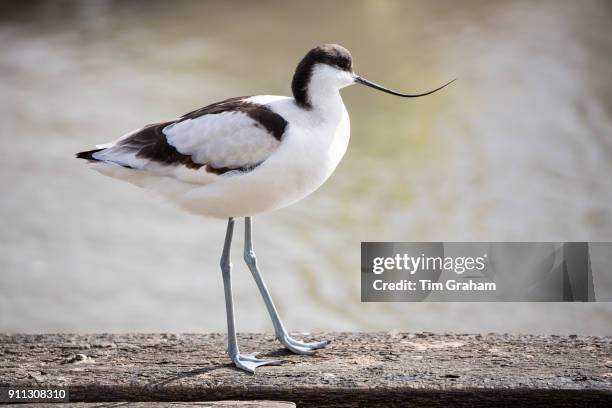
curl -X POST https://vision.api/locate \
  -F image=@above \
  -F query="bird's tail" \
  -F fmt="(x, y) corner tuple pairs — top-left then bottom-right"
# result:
(76, 148), (104, 161)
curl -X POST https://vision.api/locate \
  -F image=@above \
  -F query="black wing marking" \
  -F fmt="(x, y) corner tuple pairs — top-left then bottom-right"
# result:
(77, 96), (289, 174)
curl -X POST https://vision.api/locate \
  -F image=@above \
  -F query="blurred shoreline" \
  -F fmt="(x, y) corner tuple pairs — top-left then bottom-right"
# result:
(1, 0), (611, 335)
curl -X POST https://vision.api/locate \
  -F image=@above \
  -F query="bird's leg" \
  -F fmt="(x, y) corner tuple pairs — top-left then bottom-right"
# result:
(243, 217), (329, 354)
(220, 217), (282, 373)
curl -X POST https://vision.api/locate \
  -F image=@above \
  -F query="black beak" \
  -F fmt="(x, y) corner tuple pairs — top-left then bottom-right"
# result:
(354, 76), (456, 98)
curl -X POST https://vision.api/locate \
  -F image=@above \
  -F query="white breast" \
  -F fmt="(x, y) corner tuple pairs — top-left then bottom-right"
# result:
(254, 94), (350, 202)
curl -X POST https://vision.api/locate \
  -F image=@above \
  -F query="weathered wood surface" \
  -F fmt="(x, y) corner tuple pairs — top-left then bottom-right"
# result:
(14, 403), (294, 407)
(1, 333), (611, 407)
(14, 402), (294, 407)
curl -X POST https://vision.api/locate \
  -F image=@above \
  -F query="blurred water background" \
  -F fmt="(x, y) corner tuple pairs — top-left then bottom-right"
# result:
(1, 0), (611, 335)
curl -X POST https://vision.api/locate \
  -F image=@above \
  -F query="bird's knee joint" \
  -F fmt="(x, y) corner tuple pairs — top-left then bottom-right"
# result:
(243, 250), (257, 265)
(220, 259), (232, 272)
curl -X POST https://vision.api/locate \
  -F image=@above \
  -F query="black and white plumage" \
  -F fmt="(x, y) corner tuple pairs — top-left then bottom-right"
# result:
(77, 44), (454, 372)
(79, 97), (287, 171)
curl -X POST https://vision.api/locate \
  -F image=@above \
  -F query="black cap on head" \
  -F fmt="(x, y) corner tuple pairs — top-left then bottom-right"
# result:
(302, 44), (353, 72)
(292, 44), (353, 108)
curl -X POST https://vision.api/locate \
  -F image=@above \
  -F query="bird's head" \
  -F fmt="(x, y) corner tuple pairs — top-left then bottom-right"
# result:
(291, 43), (455, 109)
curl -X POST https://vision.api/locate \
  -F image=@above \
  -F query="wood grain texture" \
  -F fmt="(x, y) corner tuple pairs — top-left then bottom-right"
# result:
(12, 402), (295, 407)
(1, 332), (611, 407)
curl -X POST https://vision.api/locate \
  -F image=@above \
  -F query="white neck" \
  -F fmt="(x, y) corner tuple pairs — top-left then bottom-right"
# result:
(307, 85), (345, 120)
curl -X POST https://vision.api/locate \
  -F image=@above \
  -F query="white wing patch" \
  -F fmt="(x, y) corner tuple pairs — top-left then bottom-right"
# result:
(92, 144), (149, 169)
(164, 111), (281, 168)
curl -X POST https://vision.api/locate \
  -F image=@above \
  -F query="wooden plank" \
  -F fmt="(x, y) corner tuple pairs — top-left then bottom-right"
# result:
(11, 402), (295, 407)
(1, 333), (611, 407)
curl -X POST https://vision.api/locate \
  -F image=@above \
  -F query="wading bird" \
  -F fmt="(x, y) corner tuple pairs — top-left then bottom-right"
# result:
(77, 44), (454, 373)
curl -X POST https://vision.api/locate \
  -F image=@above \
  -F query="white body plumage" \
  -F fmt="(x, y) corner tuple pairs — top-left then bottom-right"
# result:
(88, 64), (353, 218)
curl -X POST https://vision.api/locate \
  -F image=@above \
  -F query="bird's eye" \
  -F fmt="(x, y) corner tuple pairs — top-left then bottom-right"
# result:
(337, 59), (350, 70)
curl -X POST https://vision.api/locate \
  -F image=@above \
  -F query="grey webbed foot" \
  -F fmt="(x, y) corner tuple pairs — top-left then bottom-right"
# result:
(231, 352), (283, 373)
(279, 334), (330, 354)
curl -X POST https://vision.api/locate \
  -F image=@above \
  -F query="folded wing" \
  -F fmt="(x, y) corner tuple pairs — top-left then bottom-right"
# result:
(82, 96), (288, 176)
